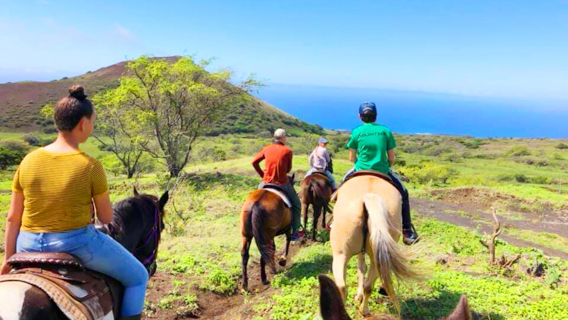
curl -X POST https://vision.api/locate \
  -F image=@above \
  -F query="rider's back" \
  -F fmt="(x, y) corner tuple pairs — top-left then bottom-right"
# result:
(346, 123), (395, 174)
(13, 148), (107, 233)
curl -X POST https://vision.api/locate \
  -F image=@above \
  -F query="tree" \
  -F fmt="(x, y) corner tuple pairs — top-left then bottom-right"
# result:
(0, 140), (29, 170)
(92, 89), (147, 178)
(110, 56), (260, 177)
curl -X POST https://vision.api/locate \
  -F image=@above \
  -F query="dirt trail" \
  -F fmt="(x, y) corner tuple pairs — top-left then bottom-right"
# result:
(144, 197), (568, 319)
(145, 239), (308, 319)
(412, 197), (568, 259)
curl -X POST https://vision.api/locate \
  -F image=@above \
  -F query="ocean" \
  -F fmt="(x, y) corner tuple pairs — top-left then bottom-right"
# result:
(256, 84), (568, 138)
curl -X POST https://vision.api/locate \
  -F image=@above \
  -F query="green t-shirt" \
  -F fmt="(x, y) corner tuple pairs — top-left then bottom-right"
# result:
(346, 123), (396, 174)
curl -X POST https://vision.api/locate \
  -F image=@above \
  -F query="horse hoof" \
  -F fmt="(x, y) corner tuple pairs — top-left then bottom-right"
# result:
(378, 287), (388, 296)
(278, 259), (287, 267)
(262, 280), (270, 285)
(354, 293), (363, 303)
(358, 306), (370, 317)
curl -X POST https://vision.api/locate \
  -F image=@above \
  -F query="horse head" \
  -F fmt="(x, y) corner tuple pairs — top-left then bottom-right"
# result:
(113, 188), (169, 276)
(288, 173), (295, 185)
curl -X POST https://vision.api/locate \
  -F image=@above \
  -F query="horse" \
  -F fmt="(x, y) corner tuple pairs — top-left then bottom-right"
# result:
(240, 175), (294, 291)
(299, 172), (333, 240)
(0, 188), (169, 320)
(330, 174), (420, 316)
(318, 275), (472, 320)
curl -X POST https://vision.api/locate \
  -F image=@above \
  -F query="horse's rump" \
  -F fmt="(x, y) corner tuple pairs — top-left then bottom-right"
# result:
(331, 176), (417, 315)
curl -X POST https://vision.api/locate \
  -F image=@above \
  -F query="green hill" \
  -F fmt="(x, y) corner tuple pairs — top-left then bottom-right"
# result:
(0, 57), (322, 136)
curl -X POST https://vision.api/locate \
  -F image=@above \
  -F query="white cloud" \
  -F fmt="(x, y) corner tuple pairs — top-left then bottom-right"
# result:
(114, 24), (140, 44)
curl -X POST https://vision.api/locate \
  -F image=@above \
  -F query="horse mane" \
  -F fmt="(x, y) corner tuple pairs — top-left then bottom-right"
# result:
(105, 194), (158, 241)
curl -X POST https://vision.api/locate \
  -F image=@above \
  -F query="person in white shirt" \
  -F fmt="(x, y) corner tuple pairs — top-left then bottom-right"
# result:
(305, 137), (337, 190)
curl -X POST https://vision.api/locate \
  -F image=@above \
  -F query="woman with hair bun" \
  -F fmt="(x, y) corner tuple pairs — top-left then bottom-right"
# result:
(1, 85), (148, 320)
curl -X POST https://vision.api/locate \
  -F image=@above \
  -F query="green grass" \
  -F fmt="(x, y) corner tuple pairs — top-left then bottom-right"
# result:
(1, 133), (568, 319)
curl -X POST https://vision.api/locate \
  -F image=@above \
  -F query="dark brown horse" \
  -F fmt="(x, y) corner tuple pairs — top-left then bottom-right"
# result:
(0, 188), (168, 320)
(300, 172), (333, 240)
(318, 275), (472, 320)
(240, 176), (294, 291)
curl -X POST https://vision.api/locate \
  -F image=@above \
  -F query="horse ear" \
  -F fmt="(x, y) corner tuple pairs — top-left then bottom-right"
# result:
(319, 275), (351, 320)
(159, 190), (169, 211)
(445, 295), (472, 320)
(133, 186), (139, 196)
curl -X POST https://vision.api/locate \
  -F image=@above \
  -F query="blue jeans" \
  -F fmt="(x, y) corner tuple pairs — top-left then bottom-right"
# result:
(17, 224), (149, 317)
(305, 168), (337, 189)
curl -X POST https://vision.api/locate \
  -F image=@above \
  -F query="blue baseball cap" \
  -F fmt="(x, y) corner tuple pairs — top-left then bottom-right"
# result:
(359, 102), (377, 116)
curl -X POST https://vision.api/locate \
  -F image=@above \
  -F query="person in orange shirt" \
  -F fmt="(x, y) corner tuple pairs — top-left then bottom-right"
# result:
(252, 129), (304, 241)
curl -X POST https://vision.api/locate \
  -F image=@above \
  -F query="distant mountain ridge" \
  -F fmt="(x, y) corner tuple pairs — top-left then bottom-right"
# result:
(0, 57), (322, 136)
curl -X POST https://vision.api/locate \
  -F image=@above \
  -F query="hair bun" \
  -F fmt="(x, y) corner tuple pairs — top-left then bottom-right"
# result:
(68, 84), (87, 101)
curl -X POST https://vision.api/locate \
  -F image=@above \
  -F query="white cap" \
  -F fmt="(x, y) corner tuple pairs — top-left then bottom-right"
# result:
(274, 128), (287, 138)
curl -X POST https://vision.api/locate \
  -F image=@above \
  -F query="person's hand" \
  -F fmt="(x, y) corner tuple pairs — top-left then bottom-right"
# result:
(0, 260), (12, 275)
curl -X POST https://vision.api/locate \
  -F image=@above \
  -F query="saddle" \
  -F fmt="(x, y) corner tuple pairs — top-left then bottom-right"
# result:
(332, 170), (398, 201)
(0, 252), (122, 320)
(310, 170), (330, 181)
(262, 184), (292, 208)
(344, 170), (397, 188)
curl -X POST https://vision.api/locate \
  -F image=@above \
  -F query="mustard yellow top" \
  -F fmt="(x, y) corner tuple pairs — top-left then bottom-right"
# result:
(12, 148), (108, 233)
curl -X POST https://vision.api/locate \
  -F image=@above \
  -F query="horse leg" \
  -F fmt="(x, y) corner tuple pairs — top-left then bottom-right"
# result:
(313, 204), (321, 240)
(354, 253), (366, 303)
(279, 230), (292, 267)
(269, 240), (277, 274)
(260, 257), (269, 285)
(360, 254), (379, 316)
(322, 203), (327, 229)
(302, 202), (309, 235)
(241, 236), (252, 291)
(332, 253), (348, 302)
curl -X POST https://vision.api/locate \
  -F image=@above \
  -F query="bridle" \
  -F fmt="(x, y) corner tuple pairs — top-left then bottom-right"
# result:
(134, 201), (162, 275)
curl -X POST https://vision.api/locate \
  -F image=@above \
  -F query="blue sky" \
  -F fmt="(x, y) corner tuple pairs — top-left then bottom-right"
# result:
(1, 0), (567, 101)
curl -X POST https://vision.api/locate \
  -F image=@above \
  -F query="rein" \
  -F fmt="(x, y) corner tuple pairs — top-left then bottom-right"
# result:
(135, 204), (161, 271)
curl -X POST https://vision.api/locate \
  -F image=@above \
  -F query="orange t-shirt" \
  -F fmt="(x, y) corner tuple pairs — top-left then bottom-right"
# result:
(252, 142), (293, 185)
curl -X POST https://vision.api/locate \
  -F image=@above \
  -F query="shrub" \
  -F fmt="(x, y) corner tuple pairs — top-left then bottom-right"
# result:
(423, 146), (451, 157)
(23, 134), (51, 147)
(0, 140), (29, 170)
(443, 153), (462, 163)
(552, 153), (565, 160)
(507, 146), (531, 157)
(514, 174), (528, 183)
(459, 138), (486, 149)
(555, 143), (568, 150)
(399, 162), (456, 185)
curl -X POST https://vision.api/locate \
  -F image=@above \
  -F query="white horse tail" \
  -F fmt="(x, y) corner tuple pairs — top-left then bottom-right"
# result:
(363, 193), (418, 313)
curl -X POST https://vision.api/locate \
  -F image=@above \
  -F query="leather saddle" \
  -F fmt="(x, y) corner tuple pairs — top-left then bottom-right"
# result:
(0, 252), (123, 320)
(332, 170), (399, 201)
(261, 184), (292, 208)
(309, 170), (330, 181)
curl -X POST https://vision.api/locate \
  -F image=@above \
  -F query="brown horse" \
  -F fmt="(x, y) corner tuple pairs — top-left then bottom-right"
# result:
(240, 176), (294, 291)
(300, 173), (333, 240)
(318, 275), (472, 320)
(330, 175), (420, 315)
(0, 188), (168, 320)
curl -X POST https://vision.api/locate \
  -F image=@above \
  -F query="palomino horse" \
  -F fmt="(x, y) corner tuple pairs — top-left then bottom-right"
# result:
(300, 173), (332, 240)
(0, 188), (168, 320)
(240, 176), (294, 291)
(330, 175), (419, 315)
(318, 275), (472, 320)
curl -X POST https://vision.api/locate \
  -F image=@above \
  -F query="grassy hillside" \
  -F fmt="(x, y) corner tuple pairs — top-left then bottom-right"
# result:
(0, 133), (567, 319)
(0, 57), (322, 136)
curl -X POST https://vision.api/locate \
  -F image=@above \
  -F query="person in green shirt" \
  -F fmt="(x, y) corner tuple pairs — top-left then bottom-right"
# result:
(343, 102), (418, 245)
